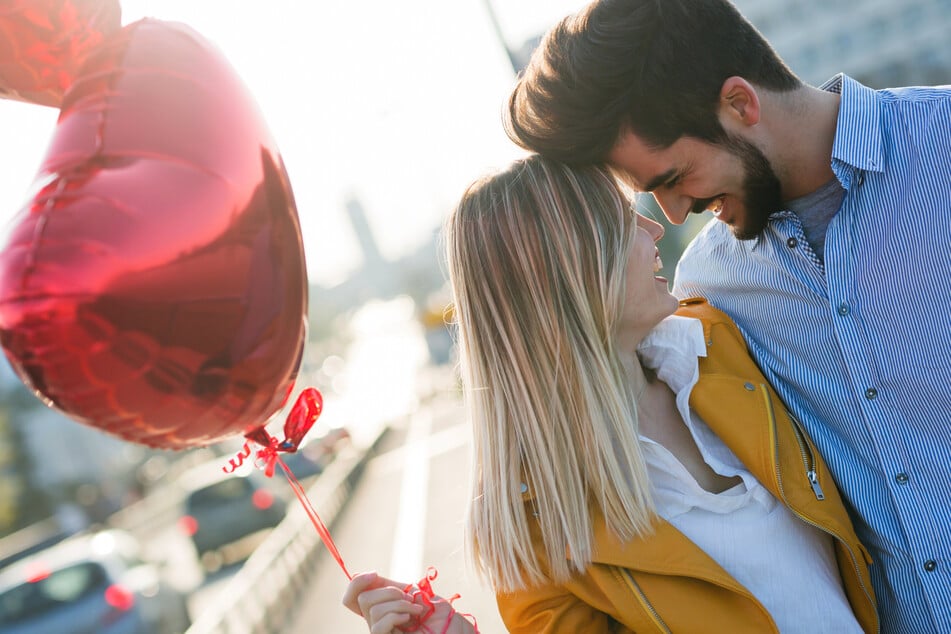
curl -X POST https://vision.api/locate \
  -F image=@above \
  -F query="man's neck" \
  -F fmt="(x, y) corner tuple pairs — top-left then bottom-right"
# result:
(768, 85), (841, 201)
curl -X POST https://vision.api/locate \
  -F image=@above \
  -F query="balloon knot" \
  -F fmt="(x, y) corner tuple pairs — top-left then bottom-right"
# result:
(221, 387), (323, 477)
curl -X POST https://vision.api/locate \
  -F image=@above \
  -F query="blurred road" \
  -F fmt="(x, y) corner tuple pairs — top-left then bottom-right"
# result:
(286, 392), (507, 634)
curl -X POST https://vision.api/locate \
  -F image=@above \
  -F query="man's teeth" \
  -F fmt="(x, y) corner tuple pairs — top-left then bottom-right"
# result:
(654, 251), (663, 273)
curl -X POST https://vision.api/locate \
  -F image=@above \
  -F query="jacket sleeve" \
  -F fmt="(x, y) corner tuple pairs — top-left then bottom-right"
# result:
(496, 583), (618, 633)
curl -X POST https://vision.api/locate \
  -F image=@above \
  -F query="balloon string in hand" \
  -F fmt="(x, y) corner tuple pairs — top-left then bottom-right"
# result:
(224, 389), (478, 630)
(400, 568), (479, 634)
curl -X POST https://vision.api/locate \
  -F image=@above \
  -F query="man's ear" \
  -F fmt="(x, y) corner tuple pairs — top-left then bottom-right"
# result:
(719, 76), (760, 126)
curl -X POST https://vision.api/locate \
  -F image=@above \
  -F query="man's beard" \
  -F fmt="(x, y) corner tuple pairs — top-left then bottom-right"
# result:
(725, 134), (784, 240)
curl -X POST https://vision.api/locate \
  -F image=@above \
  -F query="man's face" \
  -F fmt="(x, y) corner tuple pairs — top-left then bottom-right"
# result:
(607, 130), (783, 240)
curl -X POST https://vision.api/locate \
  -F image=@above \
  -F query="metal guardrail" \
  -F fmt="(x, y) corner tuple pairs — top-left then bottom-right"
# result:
(182, 424), (390, 634)
(0, 517), (69, 570)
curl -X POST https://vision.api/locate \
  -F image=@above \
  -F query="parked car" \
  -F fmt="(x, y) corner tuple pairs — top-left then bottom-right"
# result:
(277, 449), (325, 480)
(176, 462), (287, 571)
(0, 529), (190, 634)
(277, 426), (351, 481)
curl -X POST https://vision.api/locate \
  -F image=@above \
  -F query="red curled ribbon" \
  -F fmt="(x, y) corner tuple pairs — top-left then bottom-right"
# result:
(399, 568), (479, 633)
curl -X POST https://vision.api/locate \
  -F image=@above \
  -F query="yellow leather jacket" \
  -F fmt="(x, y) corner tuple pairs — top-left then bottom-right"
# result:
(496, 299), (878, 633)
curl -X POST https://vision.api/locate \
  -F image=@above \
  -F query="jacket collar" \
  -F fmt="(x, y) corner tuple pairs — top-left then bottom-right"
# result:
(579, 374), (779, 587)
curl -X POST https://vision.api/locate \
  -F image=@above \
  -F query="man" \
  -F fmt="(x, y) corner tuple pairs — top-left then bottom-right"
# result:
(505, 1), (951, 632)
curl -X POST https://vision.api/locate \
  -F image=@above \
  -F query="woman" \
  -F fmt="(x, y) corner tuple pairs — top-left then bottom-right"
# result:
(343, 155), (877, 633)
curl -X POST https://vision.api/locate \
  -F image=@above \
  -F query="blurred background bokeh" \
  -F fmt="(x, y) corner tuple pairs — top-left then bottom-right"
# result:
(0, 0), (948, 630)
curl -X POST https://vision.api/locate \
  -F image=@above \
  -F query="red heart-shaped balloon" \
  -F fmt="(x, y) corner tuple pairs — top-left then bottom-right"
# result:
(0, 0), (121, 107)
(0, 19), (308, 449)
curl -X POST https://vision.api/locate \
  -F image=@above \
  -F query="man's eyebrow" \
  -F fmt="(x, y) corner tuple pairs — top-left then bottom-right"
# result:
(642, 168), (678, 192)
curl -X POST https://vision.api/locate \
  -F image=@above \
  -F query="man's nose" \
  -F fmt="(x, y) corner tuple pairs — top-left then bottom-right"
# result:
(652, 190), (690, 225)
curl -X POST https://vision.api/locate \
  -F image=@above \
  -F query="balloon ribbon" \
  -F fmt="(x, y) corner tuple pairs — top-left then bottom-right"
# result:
(222, 387), (478, 632)
(222, 387), (350, 578)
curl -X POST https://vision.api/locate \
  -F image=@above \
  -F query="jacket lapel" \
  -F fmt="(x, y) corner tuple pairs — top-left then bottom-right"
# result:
(689, 374), (784, 501)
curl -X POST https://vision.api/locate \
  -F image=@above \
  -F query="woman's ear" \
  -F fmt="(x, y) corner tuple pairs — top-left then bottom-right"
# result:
(719, 76), (761, 127)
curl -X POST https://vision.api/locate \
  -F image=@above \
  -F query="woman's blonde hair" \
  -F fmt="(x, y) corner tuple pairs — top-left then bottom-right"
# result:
(449, 155), (654, 592)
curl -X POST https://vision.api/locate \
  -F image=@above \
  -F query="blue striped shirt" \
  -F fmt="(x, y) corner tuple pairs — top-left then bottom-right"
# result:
(673, 74), (951, 634)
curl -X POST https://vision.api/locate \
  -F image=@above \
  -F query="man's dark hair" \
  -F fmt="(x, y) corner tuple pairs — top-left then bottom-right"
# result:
(505, 0), (801, 164)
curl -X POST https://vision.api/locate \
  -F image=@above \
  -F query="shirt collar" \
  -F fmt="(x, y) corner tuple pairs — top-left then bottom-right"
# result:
(519, 316), (707, 501)
(822, 73), (885, 187)
(636, 315), (707, 397)
(747, 74), (883, 249)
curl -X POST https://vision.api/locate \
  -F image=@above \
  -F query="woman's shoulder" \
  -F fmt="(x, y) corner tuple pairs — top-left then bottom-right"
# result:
(674, 298), (745, 343)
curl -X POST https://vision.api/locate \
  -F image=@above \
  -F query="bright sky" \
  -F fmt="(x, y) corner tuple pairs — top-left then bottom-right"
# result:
(0, 0), (587, 286)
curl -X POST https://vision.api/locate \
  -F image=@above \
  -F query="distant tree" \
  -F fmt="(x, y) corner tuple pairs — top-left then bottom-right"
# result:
(0, 401), (52, 535)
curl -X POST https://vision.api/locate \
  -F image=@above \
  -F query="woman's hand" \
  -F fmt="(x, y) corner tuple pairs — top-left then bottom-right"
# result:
(343, 572), (424, 633)
(343, 571), (477, 634)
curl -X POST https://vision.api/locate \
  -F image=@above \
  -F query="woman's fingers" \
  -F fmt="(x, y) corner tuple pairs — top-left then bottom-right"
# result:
(343, 572), (382, 615)
(360, 587), (416, 617)
(344, 571), (426, 633)
(367, 596), (425, 633)
(369, 610), (412, 634)
(345, 572), (414, 612)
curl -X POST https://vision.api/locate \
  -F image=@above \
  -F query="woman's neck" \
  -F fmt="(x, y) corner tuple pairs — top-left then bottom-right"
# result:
(630, 354), (744, 495)
(620, 351), (672, 434)
(634, 369), (678, 442)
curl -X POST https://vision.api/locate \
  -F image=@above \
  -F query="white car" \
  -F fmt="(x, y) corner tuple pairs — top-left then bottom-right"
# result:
(0, 529), (190, 634)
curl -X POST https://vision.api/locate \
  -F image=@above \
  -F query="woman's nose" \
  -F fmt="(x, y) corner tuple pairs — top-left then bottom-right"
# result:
(635, 213), (665, 242)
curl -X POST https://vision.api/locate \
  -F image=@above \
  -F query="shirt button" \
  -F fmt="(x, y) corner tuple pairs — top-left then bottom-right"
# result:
(895, 472), (909, 485)
(865, 388), (878, 400)
(924, 560), (937, 572)
(786, 237), (798, 248)
(837, 303), (851, 316)
(857, 172), (865, 186)
(519, 482), (528, 494)
(744, 382), (755, 391)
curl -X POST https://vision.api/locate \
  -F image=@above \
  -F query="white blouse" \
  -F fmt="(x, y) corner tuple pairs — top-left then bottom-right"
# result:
(636, 316), (862, 633)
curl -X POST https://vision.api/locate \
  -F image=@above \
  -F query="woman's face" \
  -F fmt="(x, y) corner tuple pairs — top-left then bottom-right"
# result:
(618, 213), (680, 345)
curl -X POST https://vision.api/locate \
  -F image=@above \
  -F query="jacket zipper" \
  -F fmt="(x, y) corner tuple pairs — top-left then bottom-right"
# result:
(614, 567), (671, 633)
(784, 407), (825, 500)
(758, 384), (879, 633)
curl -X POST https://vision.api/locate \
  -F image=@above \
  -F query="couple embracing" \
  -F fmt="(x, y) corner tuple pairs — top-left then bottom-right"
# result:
(345, 1), (951, 632)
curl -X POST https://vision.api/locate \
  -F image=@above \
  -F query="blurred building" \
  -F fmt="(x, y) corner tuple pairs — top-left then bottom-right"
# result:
(308, 195), (446, 345)
(734, 0), (951, 88)
(501, 0), (951, 88)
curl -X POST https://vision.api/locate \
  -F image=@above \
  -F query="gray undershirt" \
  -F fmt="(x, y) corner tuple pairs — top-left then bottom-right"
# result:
(785, 177), (845, 262)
